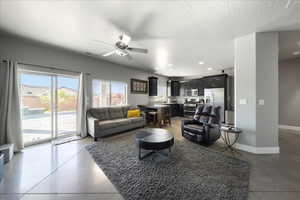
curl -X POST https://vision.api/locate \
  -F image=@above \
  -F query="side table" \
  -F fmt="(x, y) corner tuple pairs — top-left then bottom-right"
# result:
(220, 125), (242, 152)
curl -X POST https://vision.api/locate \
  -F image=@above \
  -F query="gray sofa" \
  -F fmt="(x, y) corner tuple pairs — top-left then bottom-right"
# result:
(87, 106), (146, 141)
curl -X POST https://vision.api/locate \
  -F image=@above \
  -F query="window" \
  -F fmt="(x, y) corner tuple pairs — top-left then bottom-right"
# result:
(92, 80), (110, 107)
(111, 81), (127, 106)
(92, 79), (127, 107)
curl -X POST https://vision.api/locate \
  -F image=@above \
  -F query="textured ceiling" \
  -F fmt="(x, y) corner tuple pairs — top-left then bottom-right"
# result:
(0, 0), (300, 77)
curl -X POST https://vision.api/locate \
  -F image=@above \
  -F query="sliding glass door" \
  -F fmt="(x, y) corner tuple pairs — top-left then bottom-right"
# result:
(20, 71), (79, 146)
(20, 73), (53, 145)
(56, 76), (79, 137)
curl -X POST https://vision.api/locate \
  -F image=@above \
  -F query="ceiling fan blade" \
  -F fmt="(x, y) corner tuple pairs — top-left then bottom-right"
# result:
(92, 39), (115, 47)
(127, 47), (148, 54)
(102, 51), (116, 57)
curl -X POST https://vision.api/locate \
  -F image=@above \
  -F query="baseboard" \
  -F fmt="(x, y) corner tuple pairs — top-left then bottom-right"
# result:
(234, 143), (280, 154)
(279, 124), (300, 132)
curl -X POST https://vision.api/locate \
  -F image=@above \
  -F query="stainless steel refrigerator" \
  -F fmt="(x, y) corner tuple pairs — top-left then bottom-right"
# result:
(204, 88), (225, 122)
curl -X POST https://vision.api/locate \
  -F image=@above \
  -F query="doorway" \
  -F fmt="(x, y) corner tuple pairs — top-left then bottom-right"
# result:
(19, 70), (79, 146)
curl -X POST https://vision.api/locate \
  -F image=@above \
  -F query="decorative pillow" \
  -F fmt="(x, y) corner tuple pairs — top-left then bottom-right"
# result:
(127, 109), (141, 118)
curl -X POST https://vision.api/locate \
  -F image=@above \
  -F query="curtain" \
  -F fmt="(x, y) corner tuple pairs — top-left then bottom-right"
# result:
(77, 73), (89, 138)
(0, 60), (23, 152)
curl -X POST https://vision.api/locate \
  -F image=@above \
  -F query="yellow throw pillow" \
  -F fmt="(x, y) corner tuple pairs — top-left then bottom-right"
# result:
(127, 109), (141, 118)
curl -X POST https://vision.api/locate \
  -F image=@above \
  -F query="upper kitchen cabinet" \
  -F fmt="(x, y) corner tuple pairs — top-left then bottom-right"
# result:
(197, 79), (205, 96)
(190, 79), (198, 89)
(148, 76), (158, 96)
(202, 74), (227, 88)
(169, 80), (180, 96)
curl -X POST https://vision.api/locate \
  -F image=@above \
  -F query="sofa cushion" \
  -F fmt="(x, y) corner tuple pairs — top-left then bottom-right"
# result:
(98, 120), (119, 130)
(129, 117), (144, 123)
(199, 115), (209, 124)
(89, 108), (109, 121)
(195, 104), (204, 115)
(193, 105), (205, 120)
(208, 106), (221, 124)
(122, 106), (132, 118)
(98, 118), (132, 130)
(193, 114), (200, 121)
(202, 105), (212, 115)
(109, 107), (124, 119)
(114, 118), (132, 126)
(184, 124), (204, 134)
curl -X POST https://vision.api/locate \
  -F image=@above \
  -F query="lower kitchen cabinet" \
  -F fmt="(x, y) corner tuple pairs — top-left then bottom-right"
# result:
(164, 104), (184, 117)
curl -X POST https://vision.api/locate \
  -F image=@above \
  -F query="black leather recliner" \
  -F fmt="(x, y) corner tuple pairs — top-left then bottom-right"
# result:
(182, 104), (221, 144)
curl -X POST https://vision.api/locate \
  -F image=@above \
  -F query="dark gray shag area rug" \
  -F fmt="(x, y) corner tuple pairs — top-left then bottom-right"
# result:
(86, 134), (249, 200)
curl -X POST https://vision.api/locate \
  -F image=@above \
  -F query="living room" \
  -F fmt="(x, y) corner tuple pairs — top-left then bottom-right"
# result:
(0, 1), (300, 200)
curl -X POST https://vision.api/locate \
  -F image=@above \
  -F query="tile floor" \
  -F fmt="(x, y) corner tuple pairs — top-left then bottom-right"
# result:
(1, 118), (300, 200)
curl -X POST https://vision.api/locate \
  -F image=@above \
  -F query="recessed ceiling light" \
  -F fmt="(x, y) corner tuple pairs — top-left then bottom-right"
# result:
(293, 51), (300, 55)
(208, 67), (213, 71)
(198, 61), (204, 65)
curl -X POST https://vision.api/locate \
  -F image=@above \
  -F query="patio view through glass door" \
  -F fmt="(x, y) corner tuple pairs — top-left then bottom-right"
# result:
(56, 76), (79, 138)
(20, 71), (79, 146)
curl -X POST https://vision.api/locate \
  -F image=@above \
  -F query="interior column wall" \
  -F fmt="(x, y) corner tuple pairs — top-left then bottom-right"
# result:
(256, 32), (279, 148)
(234, 33), (257, 147)
(234, 32), (279, 153)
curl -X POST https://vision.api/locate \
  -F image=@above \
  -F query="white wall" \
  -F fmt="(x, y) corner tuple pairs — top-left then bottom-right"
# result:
(0, 34), (167, 107)
(234, 33), (257, 147)
(234, 32), (279, 153)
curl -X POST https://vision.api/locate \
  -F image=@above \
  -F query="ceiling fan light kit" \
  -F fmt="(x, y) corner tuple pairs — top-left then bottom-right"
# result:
(93, 33), (148, 59)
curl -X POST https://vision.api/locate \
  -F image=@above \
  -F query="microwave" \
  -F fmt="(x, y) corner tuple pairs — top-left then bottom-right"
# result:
(191, 89), (198, 96)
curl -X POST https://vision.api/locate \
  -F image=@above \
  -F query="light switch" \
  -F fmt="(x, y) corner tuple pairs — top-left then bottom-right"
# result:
(258, 99), (264, 105)
(239, 99), (247, 105)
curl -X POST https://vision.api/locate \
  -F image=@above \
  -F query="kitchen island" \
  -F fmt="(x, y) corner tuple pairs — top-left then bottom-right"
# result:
(138, 104), (184, 117)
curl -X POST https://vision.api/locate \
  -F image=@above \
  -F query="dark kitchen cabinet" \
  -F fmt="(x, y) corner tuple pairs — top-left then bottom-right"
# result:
(178, 104), (184, 116)
(195, 79), (204, 96)
(190, 79), (198, 89)
(202, 74), (227, 88)
(171, 80), (180, 96)
(148, 76), (158, 96)
(164, 104), (184, 117)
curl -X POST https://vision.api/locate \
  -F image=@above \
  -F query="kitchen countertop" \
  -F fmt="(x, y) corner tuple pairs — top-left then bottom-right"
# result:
(139, 104), (170, 109)
(162, 103), (183, 105)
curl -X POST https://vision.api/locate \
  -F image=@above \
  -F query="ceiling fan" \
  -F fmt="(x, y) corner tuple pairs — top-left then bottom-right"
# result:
(93, 33), (148, 60)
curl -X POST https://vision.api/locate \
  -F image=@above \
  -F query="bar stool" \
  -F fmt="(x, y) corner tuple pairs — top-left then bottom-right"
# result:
(157, 106), (171, 127)
(148, 111), (158, 126)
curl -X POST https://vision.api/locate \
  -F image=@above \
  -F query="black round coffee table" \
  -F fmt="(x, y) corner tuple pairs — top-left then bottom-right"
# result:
(135, 128), (174, 160)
